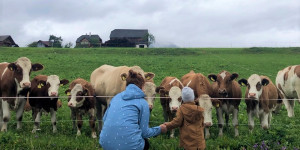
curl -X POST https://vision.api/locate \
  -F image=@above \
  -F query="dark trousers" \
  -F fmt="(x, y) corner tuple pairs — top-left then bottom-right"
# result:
(143, 138), (150, 150)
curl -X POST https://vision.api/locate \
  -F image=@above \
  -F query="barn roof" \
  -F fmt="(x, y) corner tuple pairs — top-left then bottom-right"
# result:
(0, 35), (10, 41)
(37, 40), (52, 47)
(76, 35), (102, 43)
(110, 29), (148, 38)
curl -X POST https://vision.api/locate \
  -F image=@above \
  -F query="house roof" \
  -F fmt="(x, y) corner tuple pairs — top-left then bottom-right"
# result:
(110, 29), (148, 38)
(0, 35), (11, 41)
(76, 35), (102, 43)
(37, 40), (52, 47)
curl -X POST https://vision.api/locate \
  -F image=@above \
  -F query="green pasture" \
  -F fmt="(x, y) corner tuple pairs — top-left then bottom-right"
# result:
(0, 47), (300, 150)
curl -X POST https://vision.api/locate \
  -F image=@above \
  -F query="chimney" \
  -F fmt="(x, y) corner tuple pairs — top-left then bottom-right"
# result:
(89, 32), (91, 37)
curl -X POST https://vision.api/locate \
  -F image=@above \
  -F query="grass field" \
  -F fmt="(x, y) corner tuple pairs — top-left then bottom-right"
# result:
(0, 47), (300, 150)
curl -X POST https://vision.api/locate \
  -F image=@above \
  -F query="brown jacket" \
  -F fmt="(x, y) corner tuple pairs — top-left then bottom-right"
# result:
(165, 102), (205, 150)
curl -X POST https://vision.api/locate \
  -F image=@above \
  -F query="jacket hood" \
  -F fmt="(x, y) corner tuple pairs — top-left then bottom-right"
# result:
(121, 84), (145, 100)
(181, 102), (204, 124)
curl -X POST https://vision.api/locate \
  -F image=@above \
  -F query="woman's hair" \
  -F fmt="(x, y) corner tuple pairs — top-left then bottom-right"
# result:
(126, 69), (145, 89)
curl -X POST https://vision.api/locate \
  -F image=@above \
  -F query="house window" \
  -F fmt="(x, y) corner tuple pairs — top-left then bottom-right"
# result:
(81, 41), (89, 45)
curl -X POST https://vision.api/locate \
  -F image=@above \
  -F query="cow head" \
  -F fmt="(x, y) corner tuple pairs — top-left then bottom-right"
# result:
(198, 94), (213, 127)
(144, 82), (156, 111)
(65, 84), (88, 108)
(120, 66), (155, 83)
(8, 57), (43, 88)
(46, 75), (69, 97)
(208, 71), (239, 97)
(238, 74), (269, 100)
(156, 86), (182, 113)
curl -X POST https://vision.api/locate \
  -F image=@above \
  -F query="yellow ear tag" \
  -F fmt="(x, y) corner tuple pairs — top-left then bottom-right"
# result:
(85, 93), (88, 96)
(165, 94), (168, 97)
(216, 104), (219, 107)
(38, 83), (44, 89)
(9, 67), (13, 71)
(67, 92), (71, 96)
(210, 77), (215, 82)
(146, 76), (151, 80)
(241, 82), (246, 86)
(122, 76), (126, 81)
(60, 84), (63, 87)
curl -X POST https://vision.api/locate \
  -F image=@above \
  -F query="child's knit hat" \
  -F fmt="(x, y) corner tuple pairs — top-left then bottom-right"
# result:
(182, 87), (195, 102)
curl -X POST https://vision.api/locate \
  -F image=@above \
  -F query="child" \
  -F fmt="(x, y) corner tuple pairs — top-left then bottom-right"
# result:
(164, 87), (206, 150)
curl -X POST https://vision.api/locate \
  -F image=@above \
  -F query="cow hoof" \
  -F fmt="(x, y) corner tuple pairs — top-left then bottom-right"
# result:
(53, 129), (57, 133)
(77, 130), (81, 136)
(218, 133), (223, 137)
(262, 125), (269, 130)
(170, 134), (174, 138)
(1, 129), (7, 132)
(235, 133), (239, 137)
(32, 129), (36, 133)
(92, 132), (97, 139)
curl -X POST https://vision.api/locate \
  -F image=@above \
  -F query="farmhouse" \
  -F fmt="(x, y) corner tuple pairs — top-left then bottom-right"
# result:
(0, 35), (19, 47)
(37, 40), (52, 47)
(75, 33), (102, 48)
(108, 29), (149, 48)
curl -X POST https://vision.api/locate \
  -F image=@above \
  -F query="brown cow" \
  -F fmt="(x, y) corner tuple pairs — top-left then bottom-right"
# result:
(90, 64), (155, 131)
(0, 57), (43, 132)
(156, 76), (183, 138)
(65, 78), (97, 138)
(238, 74), (278, 132)
(208, 71), (241, 137)
(181, 70), (214, 139)
(28, 75), (69, 133)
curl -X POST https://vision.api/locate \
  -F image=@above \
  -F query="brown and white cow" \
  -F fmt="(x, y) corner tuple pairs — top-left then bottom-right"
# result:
(181, 70), (214, 139)
(28, 75), (69, 133)
(208, 71), (241, 137)
(0, 57), (43, 132)
(156, 77), (183, 138)
(276, 65), (300, 117)
(65, 78), (97, 138)
(238, 74), (278, 132)
(90, 64), (155, 131)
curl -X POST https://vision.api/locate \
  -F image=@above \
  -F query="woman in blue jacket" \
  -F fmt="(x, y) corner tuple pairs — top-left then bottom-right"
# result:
(100, 69), (167, 150)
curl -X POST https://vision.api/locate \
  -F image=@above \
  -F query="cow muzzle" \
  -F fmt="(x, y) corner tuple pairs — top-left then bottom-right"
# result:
(204, 122), (212, 127)
(22, 82), (31, 88)
(248, 93), (257, 100)
(218, 89), (228, 97)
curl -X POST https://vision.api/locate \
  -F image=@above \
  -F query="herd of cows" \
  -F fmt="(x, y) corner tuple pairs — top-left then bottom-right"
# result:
(0, 57), (300, 140)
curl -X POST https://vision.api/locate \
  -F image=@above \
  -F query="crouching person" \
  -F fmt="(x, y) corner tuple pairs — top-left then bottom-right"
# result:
(164, 87), (206, 150)
(99, 69), (167, 150)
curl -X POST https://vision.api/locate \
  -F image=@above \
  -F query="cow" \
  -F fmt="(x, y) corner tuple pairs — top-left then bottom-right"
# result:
(0, 57), (43, 132)
(238, 74), (278, 132)
(208, 71), (241, 137)
(90, 64), (155, 131)
(65, 78), (97, 138)
(155, 77), (183, 138)
(276, 65), (300, 117)
(28, 75), (69, 133)
(181, 70), (214, 139)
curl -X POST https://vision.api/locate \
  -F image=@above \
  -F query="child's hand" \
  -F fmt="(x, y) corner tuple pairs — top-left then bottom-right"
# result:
(159, 124), (167, 133)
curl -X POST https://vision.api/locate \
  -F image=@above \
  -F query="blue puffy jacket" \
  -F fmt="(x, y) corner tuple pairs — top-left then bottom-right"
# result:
(99, 84), (161, 150)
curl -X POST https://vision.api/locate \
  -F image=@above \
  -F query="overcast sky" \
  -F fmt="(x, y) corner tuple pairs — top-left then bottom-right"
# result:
(0, 0), (299, 47)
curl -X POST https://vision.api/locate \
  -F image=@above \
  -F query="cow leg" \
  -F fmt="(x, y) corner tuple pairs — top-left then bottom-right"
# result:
(76, 114), (83, 136)
(232, 108), (239, 137)
(16, 98), (26, 130)
(248, 110), (255, 133)
(260, 110), (269, 130)
(268, 112), (272, 128)
(32, 108), (41, 133)
(96, 99), (103, 132)
(216, 107), (224, 137)
(169, 113), (175, 138)
(1, 100), (10, 132)
(50, 108), (57, 133)
(162, 105), (168, 122)
(0, 102), (2, 129)
(89, 108), (97, 138)
(283, 98), (295, 117)
(71, 109), (76, 130)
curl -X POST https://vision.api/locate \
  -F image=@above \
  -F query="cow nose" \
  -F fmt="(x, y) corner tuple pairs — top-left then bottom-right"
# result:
(248, 93), (256, 98)
(171, 106), (178, 111)
(204, 122), (212, 127)
(23, 82), (31, 88)
(218, 89), (227, 95)
(51, 92), (57, 96)
(68, 102), (73, 107)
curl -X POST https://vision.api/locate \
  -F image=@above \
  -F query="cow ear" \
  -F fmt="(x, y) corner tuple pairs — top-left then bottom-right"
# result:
(65, 89), (71, 96)
(261, 78), (269, 86)
(238, 79), (248, 86)
(32, 63), (44, 71)
(60, 79), (69, 86)
(37, 81), (46, 88)
(155, 86), (164, 93)
(8, 63), (17, 71)
(120, 73), (127, 81)
(208, 74), (217, 82)
(211, 99), (222, 107)
(145, 72), (155, 81)
(230, 73), (239, 81)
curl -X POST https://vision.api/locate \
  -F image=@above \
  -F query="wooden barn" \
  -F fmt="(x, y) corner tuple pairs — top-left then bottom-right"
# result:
(109, 29), (149, 48)
(0, 35), (19, 47)
(37, 40), (52, 47)
(75, 33), (102, 48)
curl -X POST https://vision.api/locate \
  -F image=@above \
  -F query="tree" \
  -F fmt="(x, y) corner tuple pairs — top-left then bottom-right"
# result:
(64, 42), (73, 48)
(144, 33), (155, 47)
(27, 41), (37, 47)
(49, 35), (63, 48)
